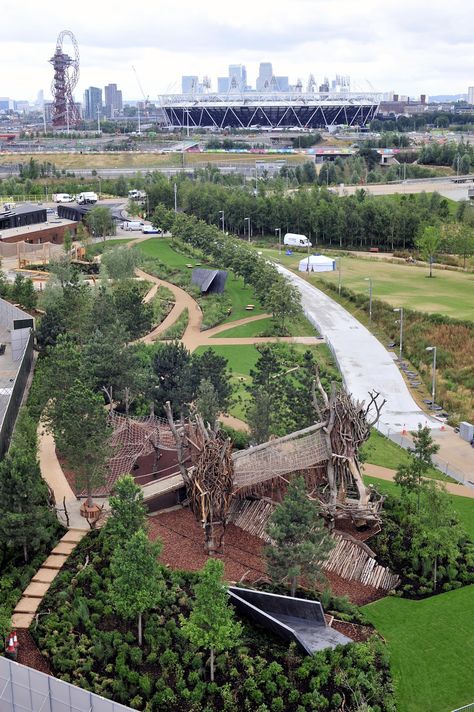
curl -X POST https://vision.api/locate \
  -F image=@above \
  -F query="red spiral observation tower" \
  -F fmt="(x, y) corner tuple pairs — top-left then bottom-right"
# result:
(49, 30), (81, 128)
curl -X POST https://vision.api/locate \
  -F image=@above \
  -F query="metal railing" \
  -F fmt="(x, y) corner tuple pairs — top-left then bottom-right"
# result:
(0, 656), (133, 712)
(451, 704), (474, 712)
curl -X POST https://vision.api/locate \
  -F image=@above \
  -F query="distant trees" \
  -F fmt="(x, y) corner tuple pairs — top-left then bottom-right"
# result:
(85, 206), (116, 240)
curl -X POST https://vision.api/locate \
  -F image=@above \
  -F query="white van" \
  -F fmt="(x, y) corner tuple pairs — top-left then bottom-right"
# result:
(283, 233), (312, 248)
(52, 193), (75, 203)
(124, 220), (144, 231)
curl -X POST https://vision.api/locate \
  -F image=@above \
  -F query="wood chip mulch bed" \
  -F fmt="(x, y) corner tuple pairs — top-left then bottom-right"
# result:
(148, 508), (385, 606)
(331, 620), (374, 643)
(16, 630), (51, 675)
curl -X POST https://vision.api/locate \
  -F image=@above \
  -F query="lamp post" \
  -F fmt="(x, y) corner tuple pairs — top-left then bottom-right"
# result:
(393, 307), (404, 359)
(338, 256), (342, 294)
(275, 228), (282, 256)
(425, 346), (437, 406)
(364, 277), (373, 322)
(174, 182), (177, 213)
(219, 210), (225, 233)
(244, 217), (251, 243)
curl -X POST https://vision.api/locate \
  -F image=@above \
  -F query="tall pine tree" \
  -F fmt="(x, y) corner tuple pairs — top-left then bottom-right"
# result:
(265, 476), (335, 596)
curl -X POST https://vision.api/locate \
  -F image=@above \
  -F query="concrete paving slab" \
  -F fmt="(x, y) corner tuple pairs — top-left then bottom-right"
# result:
(41, 554), (68, 569)
(14, 597), (42, 614)
(32, 568), (60, 584)
(60, 529), (87, 543)
(22, 581), (51, 597)
(11, 613), (35, 628)
(50, 542), (76, 555)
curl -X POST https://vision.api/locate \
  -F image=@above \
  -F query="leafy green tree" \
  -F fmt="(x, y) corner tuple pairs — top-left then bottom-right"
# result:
(105, 475), (147, 544)
(416, 224), (442, 277)
(246, 387), (273, 444)
(394, 425), (440, 511)
(415, 482), (463, 589)
(266, 281), (301, 335)
(100, 247), (139, 281)
(196, 378), (220, 428)
(180, 558), (242, 682)
(0, 412), (57, 563)
(0, 607), (11, 645)
(113, 280), (153, 340)
(265, 476), (335, 596)
(152, 341), (193, 416)
(63, 229), (73, 254)
(85, 206), (116, 241)
(109, 529), (164, 646)
(10, 274), (37, 311)
(190, 348), (232, 413)
(48, 379), (112, 506)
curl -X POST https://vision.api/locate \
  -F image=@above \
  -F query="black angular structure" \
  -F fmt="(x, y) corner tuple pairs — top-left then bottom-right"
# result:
(228, 587), (352, 655)
(191, 268), (228, 294)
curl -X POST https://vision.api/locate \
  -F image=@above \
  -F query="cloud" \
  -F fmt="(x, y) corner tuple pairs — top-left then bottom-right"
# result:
(1, 0), (473, 99)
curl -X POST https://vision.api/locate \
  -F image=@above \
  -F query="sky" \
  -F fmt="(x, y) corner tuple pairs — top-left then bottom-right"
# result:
(2, 0), (473, 101)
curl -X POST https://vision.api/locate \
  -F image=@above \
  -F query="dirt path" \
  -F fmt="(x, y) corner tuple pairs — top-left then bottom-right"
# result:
(363, 463), (474, 498)
(205, 313), (271, 337)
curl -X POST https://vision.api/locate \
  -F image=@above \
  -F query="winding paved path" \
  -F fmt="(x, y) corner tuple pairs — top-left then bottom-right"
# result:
(277, 265), (474, 484)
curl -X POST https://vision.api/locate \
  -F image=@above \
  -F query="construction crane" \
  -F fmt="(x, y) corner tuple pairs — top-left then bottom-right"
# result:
(132, 65), (150, 116)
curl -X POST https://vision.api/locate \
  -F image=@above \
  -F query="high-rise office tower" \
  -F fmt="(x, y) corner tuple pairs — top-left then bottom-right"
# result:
(468, 87), (474, 105)
(256, 63), (273, 91)
(182, 76), (199, 94)
(83, 87), (103, 120)
(104, 83), (123, 118)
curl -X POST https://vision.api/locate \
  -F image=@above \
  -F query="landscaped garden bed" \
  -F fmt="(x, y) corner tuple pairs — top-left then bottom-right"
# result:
(32, 527), (395, 711)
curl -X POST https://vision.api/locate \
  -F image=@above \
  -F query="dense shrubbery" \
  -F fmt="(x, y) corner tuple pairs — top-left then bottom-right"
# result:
(372, 491), (474, 598)
(33, 531), (395, 712)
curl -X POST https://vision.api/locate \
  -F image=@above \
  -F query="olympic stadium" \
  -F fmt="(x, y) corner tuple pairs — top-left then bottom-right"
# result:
(159, 91), (381, 130)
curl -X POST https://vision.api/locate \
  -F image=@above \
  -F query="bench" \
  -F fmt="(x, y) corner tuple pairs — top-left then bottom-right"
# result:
(245, 304), (255, 311)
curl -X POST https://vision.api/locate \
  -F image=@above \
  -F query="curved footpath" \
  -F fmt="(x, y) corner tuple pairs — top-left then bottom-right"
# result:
(277, 265), (474, 484)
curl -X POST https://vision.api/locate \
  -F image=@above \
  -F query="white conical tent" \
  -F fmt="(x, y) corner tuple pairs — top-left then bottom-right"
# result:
(298, 255), (336, 272)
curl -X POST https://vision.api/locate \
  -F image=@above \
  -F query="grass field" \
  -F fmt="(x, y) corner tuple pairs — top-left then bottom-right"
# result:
(253, 246), (474, 321)
(214, 313), (316, 337)
(0, 151), (306, 170)
(364, 475), (474, 540)
(193, 343), (259, 420)
(362, 430), (451, 482)
(363, 586), (474, 712)
(137, 238), (264, 323)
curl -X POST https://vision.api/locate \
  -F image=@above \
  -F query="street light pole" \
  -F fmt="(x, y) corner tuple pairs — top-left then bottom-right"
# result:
(174, 183), (177, 213)
(338, 257), (342, 294)
(244, 217), (250, 243)
(426, 346), (437, 405)
(275, 228), (281, 256)
(364, 277), (373, 322)
(219, 210), (225, 233)
(394, 307), (404, 359)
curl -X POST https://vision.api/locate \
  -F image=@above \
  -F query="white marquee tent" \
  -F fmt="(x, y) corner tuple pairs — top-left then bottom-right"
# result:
(298, 255), (336, 273)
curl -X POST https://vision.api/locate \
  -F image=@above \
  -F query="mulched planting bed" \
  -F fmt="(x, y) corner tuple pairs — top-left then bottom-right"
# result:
(16, 630), (52, 675)
(331, 620), (374, 643)
(149, 508), (385, 605)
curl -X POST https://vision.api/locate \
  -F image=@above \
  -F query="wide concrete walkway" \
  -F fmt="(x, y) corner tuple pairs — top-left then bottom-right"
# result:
(277, 265), (474, 485)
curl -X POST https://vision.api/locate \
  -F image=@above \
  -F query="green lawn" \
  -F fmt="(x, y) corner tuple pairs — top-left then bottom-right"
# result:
(214, 313), (316, 337)
(362, 430), (451, 482)
(364, 475), (474, 542)
(364, 586), (474, 712)
(138, 239), (264, 324)
(252, 246), (474, 321)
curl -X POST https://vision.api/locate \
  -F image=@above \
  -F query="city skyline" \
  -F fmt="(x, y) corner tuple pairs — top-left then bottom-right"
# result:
(1, 0), (473, 100)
